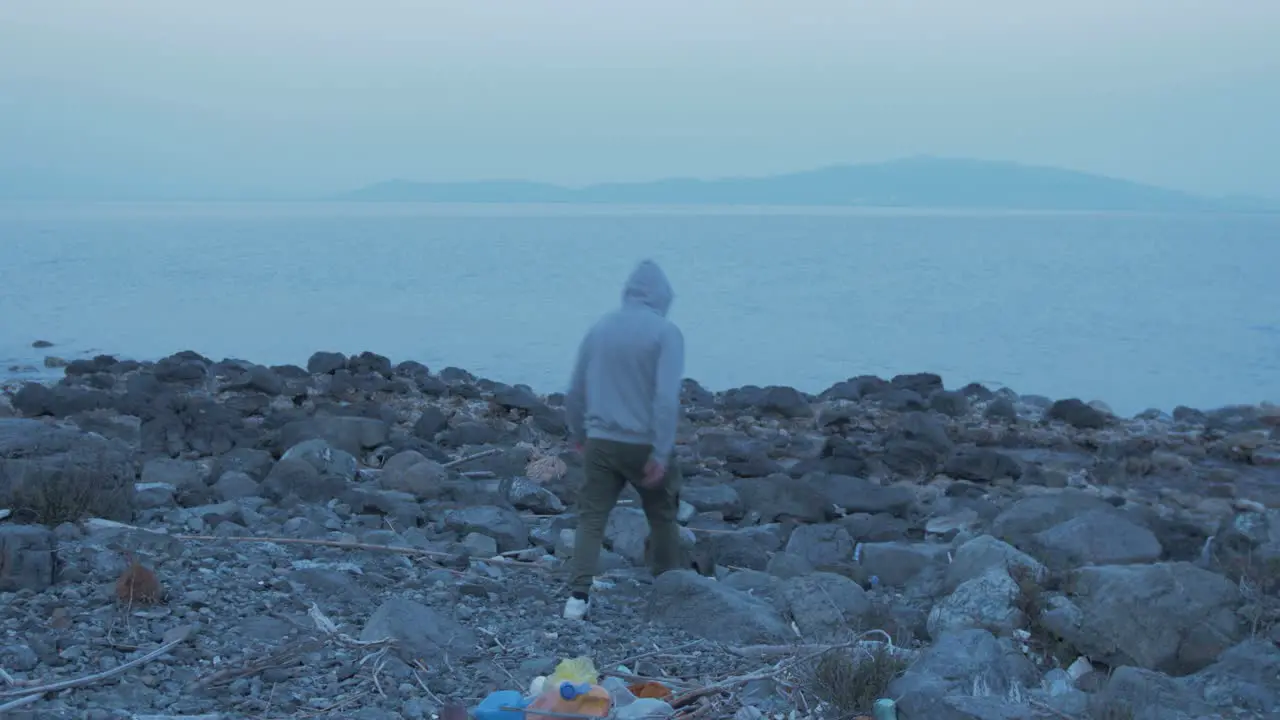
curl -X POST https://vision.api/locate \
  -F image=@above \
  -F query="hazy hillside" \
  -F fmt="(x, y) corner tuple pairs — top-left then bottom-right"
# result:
(339, 157), (1276, 212)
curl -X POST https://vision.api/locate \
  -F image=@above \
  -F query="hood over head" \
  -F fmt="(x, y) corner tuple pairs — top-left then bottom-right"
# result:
(621, 259), (674, 316)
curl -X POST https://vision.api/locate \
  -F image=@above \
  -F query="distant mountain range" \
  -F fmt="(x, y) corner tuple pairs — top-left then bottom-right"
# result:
(339, 157), (1279, 213)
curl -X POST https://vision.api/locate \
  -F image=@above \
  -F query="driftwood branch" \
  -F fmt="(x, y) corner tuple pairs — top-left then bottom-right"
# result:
(171, 534), (545, 570)
(443, 448), (501, 468)
(671, 631), (901, 709)
(0, 692), (42, 713)
(0, 625), (194, 707)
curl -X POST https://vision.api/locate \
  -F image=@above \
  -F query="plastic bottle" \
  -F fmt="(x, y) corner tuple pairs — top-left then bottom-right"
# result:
(474, 689), (529, 720)
(525, 680), (612, 719)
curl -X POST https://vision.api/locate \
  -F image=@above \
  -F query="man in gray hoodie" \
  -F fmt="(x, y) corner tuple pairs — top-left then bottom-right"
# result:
(562, 259), (685, 620)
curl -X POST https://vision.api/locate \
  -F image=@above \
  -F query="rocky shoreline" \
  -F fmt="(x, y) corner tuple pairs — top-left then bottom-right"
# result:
(1, 347), (1278, 719)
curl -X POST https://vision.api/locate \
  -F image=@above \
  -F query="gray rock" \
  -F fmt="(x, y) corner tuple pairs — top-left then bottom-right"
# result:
(307, 351), (348, 375)
(648, 570), (791, 644)
(1041, 562), (1241, 674)
(1030, 509), (1163, 569)
(984, 397), (1019, 421)
(412, 407), (449, 440)
(0, 642), (39, 672)
(858, 541), (950, 587)
(943, 447), (1023, 482)
(461, 532), (499, 557)
(132, 482), (176, 510)
(783, 523), (854, 567)
(927, 566), (1024, 640)
(1182, 639), (1280, 715)
(261, 457), (348, 503)
(278, 416), (390, 457)
(281, 439), (359, 482)
(360, 597), (478, 663)
(443, 506), (528, 552)
(212, 471), (261, 501)
(807, 474), (916, 516)
(696, 432), (771, 464)
(342, 487), (426, 529)
(703, 525), (786, 570)
(889, 629), (1041, 719)
(946, 535), (1046, 592)
(1092, 665), (1217, 720)
(680, 485), (744, 518)
(506, 477), (565, 514)
(1047, 398), (1108, 429)
(733, 475), (828, 523)
(781, 572), (873, 639)
(765, 552), (814, 578)
(930, 390), (971, 417)
(438, 422), (501, 448)
(0, 524), (56, 591)
(378, 457), (448, 498)
(141, 457), (202, 489)
(990, 491), (1115, 548)
(210, 448), (275, 482)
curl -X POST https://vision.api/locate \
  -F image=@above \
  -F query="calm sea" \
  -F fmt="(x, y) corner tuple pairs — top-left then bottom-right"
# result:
(1, 202), (1277, 417)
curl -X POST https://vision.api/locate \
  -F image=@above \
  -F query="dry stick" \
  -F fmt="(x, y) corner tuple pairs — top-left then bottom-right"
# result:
(172, 534), (545, 570)
(443, 448), (502, 468)
(0, 692), (43, 714)
(0, 626), (193, 701)
(607, 640), (706, 670)
(670, 631), (895, 710)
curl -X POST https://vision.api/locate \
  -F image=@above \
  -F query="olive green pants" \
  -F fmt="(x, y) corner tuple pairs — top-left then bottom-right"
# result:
(568, 438), (684, 596)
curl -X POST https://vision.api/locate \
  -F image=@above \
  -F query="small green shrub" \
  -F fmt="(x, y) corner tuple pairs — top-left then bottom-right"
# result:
(1, 453), (134, 526)
(808, 644), (908, 714)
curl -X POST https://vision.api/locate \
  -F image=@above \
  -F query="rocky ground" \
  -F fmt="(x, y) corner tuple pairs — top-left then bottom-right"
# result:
(1, 347), (1278, 720)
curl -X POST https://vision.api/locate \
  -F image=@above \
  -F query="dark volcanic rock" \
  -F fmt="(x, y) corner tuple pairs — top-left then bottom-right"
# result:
(307, 351), (348, 375)
(152, 350), (211, 384)
(943, 447), (1023, 482)
(1047, 398), (1108, 429)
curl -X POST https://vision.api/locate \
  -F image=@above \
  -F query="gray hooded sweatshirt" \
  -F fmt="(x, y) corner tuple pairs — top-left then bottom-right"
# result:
(565, 260), (685, 465)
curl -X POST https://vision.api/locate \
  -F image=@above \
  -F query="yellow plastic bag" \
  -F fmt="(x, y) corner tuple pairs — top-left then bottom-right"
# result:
(546, 656), (599, 687)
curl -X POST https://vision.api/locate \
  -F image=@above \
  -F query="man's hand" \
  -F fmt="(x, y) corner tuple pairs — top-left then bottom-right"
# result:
(641, 458), (666, 489)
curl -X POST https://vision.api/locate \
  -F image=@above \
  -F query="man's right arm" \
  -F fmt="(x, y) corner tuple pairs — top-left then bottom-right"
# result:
(565, 330), (592, 446)
(648, 322), (685, 467)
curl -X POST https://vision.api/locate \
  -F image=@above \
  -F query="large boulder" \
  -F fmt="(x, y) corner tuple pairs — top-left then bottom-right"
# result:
(443, 506), (529, 552)
(888, 629), (1041, 720)
(360, 597), (478, 664)
(991, 491), (1116, 549)
(647, 570), (791, 644)
(1041, 562), (1241, 675)
(277, 415), (390, 457)
(1029, 509), (1163, 569)
(0, 525), (57, 592)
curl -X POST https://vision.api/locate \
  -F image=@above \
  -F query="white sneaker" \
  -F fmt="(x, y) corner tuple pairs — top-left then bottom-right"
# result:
(562, 596), (590, 621)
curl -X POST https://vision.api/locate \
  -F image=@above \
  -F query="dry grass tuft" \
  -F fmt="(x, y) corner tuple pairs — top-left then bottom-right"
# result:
(1, 450), (134, 527)
(115, 551), (163, 605)
(1009, 563), (1078, 667)
(807, 644), (907, 715)
(525, 455), (567, 483)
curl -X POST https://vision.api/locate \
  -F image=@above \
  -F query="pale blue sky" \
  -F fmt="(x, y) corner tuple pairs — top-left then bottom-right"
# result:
(1, 1), (1278, 199)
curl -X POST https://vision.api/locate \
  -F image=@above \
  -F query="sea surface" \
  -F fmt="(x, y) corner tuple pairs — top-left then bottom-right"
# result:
(1, 202), (1278, 417)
